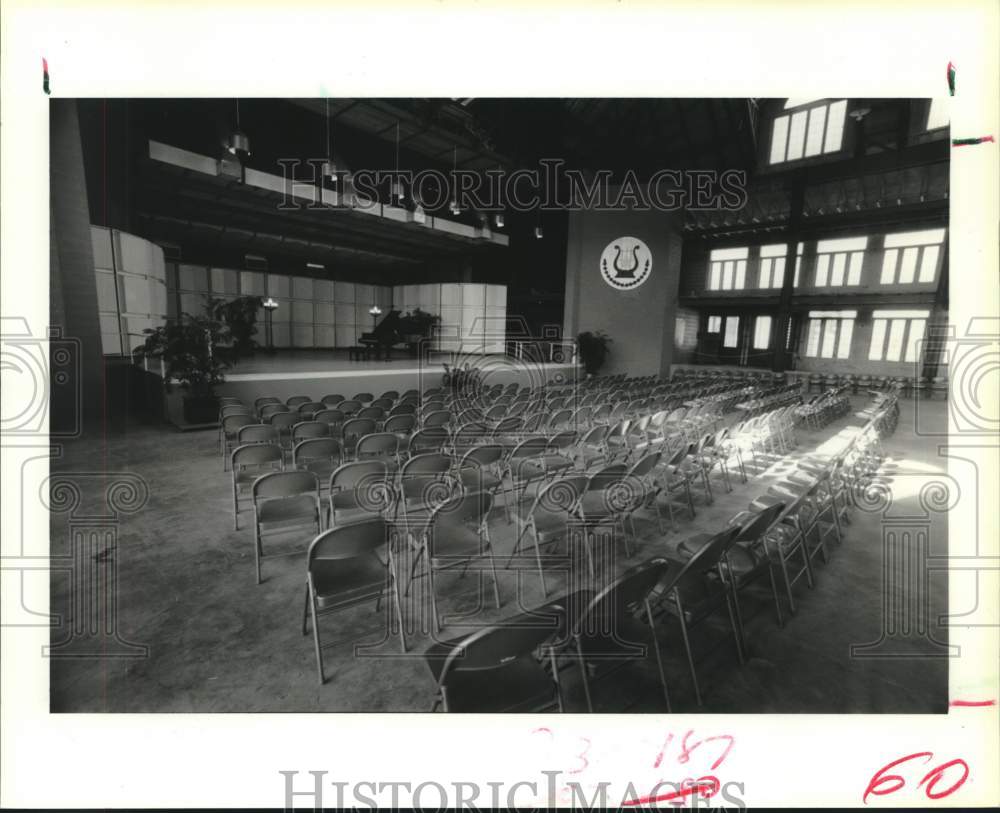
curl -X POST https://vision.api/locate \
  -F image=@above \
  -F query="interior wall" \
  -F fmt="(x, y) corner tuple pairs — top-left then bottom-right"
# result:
(563, 205), (683, 377)
(50, 100), (105, 431)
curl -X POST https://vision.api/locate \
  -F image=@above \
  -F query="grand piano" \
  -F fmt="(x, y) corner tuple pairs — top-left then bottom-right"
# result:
(358, 309), (407, 360)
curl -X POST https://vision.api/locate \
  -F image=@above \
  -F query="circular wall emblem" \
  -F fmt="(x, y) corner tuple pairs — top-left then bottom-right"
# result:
(600, 236), (652, 290)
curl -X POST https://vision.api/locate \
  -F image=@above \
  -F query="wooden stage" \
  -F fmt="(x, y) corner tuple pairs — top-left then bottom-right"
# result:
(216, 349), (580, 402)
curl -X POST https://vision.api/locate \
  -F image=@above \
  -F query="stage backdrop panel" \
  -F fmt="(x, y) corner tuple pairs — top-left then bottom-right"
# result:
(392, 283), (508, 354)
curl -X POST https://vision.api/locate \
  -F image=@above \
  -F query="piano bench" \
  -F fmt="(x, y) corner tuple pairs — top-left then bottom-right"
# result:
(348, 345), (372, 361)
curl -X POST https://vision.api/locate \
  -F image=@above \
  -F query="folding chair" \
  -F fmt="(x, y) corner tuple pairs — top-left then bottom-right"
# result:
(423, 410), (452, 429)
(423, 603), (566, 711)
(619, 451), (667, 537)
(338, 399), (363, 416)
(352, 392), (374, 404)
(312, 409), (346, 433)
(286, 396), (312, 408)
(220, 404), (252, 422)
(303, 517), (405, 683)
(328, 460), (393, 527)
(504, 437), (553, 521)
(230, 443), (283, 530)
(342, 417), (377, 459)
(396, 452), (455, 527)
(251, 470), (321, 584)
(407, 490), (500, 634)
(358, 405), (386, 425)
(408, 426), (451, 457)
(509, 474), (587, 595)
(553, 559), (672, 712)
(260, 403), (291, 422)
(355, 432), (401, 471)
(237, 423), (278, 446)
(291, 420), (331, 444)
(652, 526), (744, 705)
(292, 438), (342, 488)
(297, 401), (326, 418)
(221, 414), (257, 470)
(576, 462), (632, 566)
(384, 413), (417, 441)
(254, 396), (282, 417)
(456, 444), (506, 507)
(321, 393), (345, 406)
(573, 424), (610, 471)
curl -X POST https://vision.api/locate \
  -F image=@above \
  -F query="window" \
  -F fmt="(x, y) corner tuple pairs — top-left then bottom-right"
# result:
(880, 228), (945, 284)
(758, 244), (788, 288)
(723, 316), (740, 348)
(753, 315), (772, 349)
(770, 100), (847, 164)
(926, 98), (949, 131)
(814, 236), (867, 286)
(803, 310), (857, 359)
(706, 315), (722, 333)
(868, 310), (930, 362)
(793, 242), (804, 286)
(708, 247), (748, 290)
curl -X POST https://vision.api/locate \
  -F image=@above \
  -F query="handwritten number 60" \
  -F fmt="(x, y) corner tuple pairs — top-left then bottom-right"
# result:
(864, 752), (969, 803)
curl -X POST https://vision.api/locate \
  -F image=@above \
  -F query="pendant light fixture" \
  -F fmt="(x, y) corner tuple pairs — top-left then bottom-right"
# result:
(392, 122), (404, 202)
(493, 165), (505, 228)
(323, 98), (337, 184)
(449, 146), (460, 215)
(228, 98), (251, 156)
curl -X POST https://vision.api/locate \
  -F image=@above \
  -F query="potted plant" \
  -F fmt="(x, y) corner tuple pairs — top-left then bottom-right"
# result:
(207, 294), (263, 363)
(139, 313), (229, 424)
(399, 307), (440, 342)
(577, 330), (612, 376)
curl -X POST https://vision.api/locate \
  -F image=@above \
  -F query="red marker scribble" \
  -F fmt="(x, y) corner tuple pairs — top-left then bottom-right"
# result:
(653, 730), (735, 771)
(949, 698), (995, 707)
(864, 752), (969, 804)
(622, 776), (720, 807)
(652, 732), (674, 768)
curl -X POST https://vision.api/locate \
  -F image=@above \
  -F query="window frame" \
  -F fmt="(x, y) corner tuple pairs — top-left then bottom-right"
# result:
(752, 315), (773, 350)
(769, 99), (848, 166)
(879, 229), (946, 285)
(868, 310), (930, 363)
(707, 247), (749, 291)
(802, 309), (857, 360)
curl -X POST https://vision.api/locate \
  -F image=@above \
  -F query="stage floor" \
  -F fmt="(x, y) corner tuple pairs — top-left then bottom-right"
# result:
(216, 350), (579, 400)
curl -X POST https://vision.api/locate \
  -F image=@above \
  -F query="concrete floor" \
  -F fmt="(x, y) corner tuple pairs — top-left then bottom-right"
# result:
(49, 395), (949, 713)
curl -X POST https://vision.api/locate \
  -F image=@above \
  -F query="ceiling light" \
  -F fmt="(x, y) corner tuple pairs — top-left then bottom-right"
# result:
(324, 99), (336, 184)
(228, 100), (250, 155)
(534, 226), (544, 239)
(494, 212), (505, 228)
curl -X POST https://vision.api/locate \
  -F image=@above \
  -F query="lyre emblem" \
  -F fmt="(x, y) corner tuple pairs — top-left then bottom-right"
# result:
(612, 243), (641, 278)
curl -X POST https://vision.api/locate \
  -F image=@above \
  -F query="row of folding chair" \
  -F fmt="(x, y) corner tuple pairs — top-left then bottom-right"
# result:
(794, 385), (852, 430)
